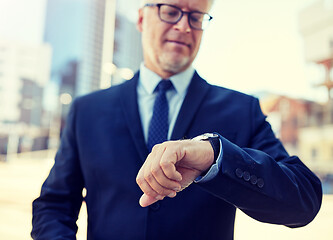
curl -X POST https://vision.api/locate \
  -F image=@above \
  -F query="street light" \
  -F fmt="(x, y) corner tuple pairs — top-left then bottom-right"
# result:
(101, 62), (134, 87)
(60, 93), (72, 105)
(118, 67), (134, 80)
(102, 62), (117, 76)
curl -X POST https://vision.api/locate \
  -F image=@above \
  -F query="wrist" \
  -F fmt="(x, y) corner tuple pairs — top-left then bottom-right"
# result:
(192, 133), (220, 176)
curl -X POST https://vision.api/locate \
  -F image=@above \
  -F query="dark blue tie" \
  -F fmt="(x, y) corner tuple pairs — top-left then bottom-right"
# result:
(147, 80), (173, 151)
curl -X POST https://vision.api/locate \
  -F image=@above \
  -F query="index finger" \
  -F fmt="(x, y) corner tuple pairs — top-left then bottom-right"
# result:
(159, 143), (184, 181)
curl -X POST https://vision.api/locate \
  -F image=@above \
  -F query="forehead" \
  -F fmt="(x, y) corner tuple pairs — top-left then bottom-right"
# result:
(144, 0), (211, 12)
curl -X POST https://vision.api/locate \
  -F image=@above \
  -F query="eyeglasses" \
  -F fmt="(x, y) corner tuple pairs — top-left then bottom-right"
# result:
(144, 3), (213, 30)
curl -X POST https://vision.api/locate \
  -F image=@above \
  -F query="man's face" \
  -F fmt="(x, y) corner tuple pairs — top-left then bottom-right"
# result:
(137, 0), (211, 78)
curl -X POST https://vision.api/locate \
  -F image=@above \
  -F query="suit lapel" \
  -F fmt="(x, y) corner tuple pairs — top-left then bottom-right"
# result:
(119, 71), (210, 161)
(119, 72), (149, 162)
(171, 71), (210, 140)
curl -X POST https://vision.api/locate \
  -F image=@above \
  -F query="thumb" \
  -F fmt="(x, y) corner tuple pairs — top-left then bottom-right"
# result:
(139, 194), (158, 207)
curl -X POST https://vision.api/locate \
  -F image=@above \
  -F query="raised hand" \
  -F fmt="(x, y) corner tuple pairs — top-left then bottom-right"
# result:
(136, 139), (214, 207)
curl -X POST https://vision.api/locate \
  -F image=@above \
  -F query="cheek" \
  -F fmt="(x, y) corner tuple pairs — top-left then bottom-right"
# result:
(142, 30), (157, 52)
(144, 28), (163, 48)
(192, 33), (203, 54)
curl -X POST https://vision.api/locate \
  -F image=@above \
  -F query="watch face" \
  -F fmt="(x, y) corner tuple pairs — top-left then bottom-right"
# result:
(203, 133), (219, 139)
(192, 133), (218, 141)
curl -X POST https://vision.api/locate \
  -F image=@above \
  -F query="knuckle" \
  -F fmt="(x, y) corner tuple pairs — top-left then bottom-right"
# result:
(163, 188), (173, 196)
(146, 189), (157, 197)
(160, 161), (170, 169)
(151, 167), (159, 176)
(164, 182), (176, 190)
(136, 177), (143, 185)
(144, 173), (153, 182)
(151, 144), (160, 152)
(156, 187), (167, 195)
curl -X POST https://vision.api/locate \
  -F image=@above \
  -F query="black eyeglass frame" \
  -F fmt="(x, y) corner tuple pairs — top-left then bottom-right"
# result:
(144, 3), (213, 30)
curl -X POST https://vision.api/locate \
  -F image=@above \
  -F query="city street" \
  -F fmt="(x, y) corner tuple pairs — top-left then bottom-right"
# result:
(0, 151), (332, 240)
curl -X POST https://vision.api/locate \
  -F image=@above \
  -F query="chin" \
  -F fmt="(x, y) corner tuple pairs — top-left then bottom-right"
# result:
(159, 54), (190, 74)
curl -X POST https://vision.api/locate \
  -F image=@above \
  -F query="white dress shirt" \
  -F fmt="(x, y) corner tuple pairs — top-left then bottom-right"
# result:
(137, 63), (194, 141)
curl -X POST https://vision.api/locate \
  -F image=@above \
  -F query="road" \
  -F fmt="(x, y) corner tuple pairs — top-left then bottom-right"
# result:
(0, 150), (332, 239)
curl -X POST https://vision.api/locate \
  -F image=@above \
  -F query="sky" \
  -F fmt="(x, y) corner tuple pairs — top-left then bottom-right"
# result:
(0, 0), (328, 102)
(194, 0), (324, 100)
(0, 0), (46, 45)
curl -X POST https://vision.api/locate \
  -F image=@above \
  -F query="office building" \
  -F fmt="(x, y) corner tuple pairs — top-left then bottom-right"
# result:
(44, 0), (142, 97)
(0, 39), (51, 157)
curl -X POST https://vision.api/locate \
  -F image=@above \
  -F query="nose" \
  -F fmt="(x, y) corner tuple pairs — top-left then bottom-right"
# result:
(173, 14), (191, 33)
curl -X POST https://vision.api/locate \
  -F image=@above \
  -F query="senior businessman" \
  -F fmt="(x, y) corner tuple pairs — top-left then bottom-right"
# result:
(32, 0), (322, 239)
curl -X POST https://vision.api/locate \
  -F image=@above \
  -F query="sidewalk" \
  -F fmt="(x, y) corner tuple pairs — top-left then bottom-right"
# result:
(235, 195), (333, 240)
(0, 151), (86, 240)
(0, 152), (331, 239)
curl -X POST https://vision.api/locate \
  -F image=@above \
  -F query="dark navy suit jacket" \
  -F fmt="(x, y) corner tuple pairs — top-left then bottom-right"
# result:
(32, 71), (322, 240)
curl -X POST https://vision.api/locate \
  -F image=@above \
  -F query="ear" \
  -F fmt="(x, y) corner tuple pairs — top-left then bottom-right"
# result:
(137, 8), (144, 32)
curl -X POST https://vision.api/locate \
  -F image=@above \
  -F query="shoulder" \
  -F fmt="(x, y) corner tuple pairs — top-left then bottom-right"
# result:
(209, 84), (257, 103)
(74, 74), (138, 108)
(195, 73), (258, 104)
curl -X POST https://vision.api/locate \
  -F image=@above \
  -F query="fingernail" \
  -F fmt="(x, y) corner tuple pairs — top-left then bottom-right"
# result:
(168, 192), (176, 198)
(173, 187), (181, 192)
(155, 195), (164, 200)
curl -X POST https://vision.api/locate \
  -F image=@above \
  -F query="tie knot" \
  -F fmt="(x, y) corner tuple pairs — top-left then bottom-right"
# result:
(156, 80), (173, 92)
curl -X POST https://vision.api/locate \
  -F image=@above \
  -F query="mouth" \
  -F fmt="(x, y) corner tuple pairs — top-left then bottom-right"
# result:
(166, 40), (190, 48)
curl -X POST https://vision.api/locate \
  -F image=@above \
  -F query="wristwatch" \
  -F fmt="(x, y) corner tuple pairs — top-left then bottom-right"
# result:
(192, 133), (220, 162)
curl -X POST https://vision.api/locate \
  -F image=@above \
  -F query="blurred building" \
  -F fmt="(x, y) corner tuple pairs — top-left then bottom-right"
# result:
(260, 91), (333, 192)
(44, 0), (142, 136)
(44, 0), (142, 95)
(113, 11), (143, 84)
(299, 0), (333, 101)
(44, 0), (103, 98)
(260, 93), (323, 155)
(0, 39), (52, 160)
(299, 0), (333, 192)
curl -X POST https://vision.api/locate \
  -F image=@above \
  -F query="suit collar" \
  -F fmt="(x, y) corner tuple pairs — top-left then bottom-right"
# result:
(139, 63), (195, 95)
(119, 72), (149, 162)
(171, 71), (210, 140)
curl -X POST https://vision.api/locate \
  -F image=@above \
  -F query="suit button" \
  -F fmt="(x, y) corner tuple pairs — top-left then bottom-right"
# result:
(149, 202), (160, 211)
(243, 171), (250, 181)
(257, 178), (264, 188)
(250, 175), (257, 185)
(235, 168), (243, 178)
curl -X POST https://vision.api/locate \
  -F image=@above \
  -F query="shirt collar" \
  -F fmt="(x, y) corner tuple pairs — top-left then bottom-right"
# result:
(139, 63), (195, 95)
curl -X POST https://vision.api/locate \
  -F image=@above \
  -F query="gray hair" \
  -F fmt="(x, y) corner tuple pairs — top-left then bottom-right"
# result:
(140, 0), (215, 10)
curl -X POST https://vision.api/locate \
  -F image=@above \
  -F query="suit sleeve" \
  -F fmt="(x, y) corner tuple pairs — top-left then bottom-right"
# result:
(31, 99), (84, 239)
(197, 97), (322, 228)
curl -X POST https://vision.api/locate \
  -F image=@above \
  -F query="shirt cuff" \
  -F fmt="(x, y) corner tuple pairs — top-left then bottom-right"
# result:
(194, 137), (223, 183)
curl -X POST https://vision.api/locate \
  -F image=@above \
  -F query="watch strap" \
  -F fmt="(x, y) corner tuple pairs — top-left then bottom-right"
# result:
(193, 133), (220, 177)
(209, 136), (220, 162)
